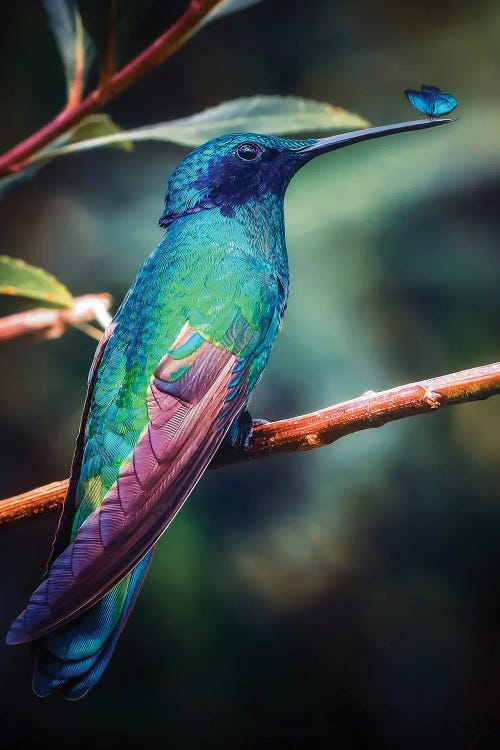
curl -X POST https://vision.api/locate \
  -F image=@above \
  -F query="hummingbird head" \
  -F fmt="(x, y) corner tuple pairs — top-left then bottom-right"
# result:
(160, 133), (313, 225)
(160, 118), (455, 226)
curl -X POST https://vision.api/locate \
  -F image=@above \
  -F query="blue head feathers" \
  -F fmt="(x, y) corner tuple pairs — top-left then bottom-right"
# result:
(159, 134), (314, 225)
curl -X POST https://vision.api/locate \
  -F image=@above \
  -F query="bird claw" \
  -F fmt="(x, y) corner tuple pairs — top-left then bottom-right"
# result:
(224, 411), (268, 452)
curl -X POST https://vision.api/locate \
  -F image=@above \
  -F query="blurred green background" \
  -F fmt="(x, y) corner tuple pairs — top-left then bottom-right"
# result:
(0, 1), (499, 748)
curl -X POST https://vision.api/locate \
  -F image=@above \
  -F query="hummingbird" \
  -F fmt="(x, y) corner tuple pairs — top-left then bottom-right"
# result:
(7, 115), (453, 699)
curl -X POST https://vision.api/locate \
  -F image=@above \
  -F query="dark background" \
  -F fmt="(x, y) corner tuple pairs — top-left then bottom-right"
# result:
(0, 1), (498, 748)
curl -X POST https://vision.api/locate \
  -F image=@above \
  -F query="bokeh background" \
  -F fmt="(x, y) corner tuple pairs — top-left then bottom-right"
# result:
(0, 1), (498, 748)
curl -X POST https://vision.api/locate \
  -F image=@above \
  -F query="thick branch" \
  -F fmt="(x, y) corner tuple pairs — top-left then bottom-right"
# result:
(1, 362), (498, 527)
(0, 0), (222, 176)
(0, 294), (111, 342)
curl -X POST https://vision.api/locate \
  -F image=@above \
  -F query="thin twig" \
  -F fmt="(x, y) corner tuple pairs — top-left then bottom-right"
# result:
(1, 362), (498, 527)
(0, 293), (111, 342)
(100, 0), (118, 92)
(0, 0), (222, 176)
(66, 14), (85, 109)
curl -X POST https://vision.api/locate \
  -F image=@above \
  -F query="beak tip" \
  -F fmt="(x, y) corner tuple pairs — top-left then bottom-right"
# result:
(433, 117), (457, 125)
(296, 115), (457, 156)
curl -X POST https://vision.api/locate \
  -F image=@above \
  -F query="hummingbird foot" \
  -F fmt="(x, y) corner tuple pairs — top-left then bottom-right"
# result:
(223, 410), (269, 452)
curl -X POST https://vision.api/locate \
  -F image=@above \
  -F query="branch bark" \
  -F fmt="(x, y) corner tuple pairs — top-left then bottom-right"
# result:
(0, 0), (222, 176)
(0, 294), (111, 343)
(100, 0), (118, 91)
(1, 362), (498, 527)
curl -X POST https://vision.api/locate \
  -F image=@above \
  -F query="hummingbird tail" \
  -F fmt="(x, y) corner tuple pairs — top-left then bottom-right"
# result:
(31, 551), (152, 700)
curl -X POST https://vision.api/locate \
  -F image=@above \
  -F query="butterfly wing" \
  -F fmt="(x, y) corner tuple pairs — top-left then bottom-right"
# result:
(421, 84), (442, 94)
(404, 88), (436, 116)
(433, 93), (458, 116)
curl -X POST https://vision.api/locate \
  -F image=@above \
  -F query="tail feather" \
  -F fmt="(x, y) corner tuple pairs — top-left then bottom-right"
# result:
(32, 551), (152, 700)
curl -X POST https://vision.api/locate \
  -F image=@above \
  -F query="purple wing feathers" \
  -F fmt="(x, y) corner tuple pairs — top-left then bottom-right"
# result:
(8, 333), (249, 644)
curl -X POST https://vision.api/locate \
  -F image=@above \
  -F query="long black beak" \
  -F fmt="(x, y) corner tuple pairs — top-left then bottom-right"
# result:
(296, 117), (456, 157)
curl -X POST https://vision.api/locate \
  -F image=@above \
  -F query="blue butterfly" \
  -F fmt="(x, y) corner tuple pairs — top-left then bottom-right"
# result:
(404, 85), (458, 117)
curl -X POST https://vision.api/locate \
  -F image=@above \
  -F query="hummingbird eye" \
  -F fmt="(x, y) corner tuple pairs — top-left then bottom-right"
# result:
(235, 142), (261, 161)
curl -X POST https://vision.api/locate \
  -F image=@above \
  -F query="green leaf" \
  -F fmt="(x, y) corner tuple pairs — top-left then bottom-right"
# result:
(67, 114), (133, 151)
(42, 0), (95, 104)
(0, 114), (132, 195)
(28, 114), (134, 164)
(25, 96), (370, 159)
(0, 256), (74, 309)
(205, 0), (264, 24)
(157, 96), (369, 144)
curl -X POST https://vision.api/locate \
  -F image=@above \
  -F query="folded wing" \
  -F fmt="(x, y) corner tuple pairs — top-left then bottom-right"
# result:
(8, 324), (250, 644)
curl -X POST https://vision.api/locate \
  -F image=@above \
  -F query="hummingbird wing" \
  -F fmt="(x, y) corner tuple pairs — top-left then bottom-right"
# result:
(45, 322), (116, 566)
(30, 324), (154, 699)
(7, 320), (255, 645)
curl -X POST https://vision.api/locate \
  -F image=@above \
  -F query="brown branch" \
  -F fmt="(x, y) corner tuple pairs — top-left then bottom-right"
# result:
(0, 0), (222, 176)
(0, 481), (69, 525)
(0, 293), (111, 343)
(100, 0), (118, 91)
(1, 362), (498, 527)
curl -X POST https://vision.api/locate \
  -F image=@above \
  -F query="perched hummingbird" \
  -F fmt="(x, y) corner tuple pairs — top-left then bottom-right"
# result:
(7, 116), (453, 698)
